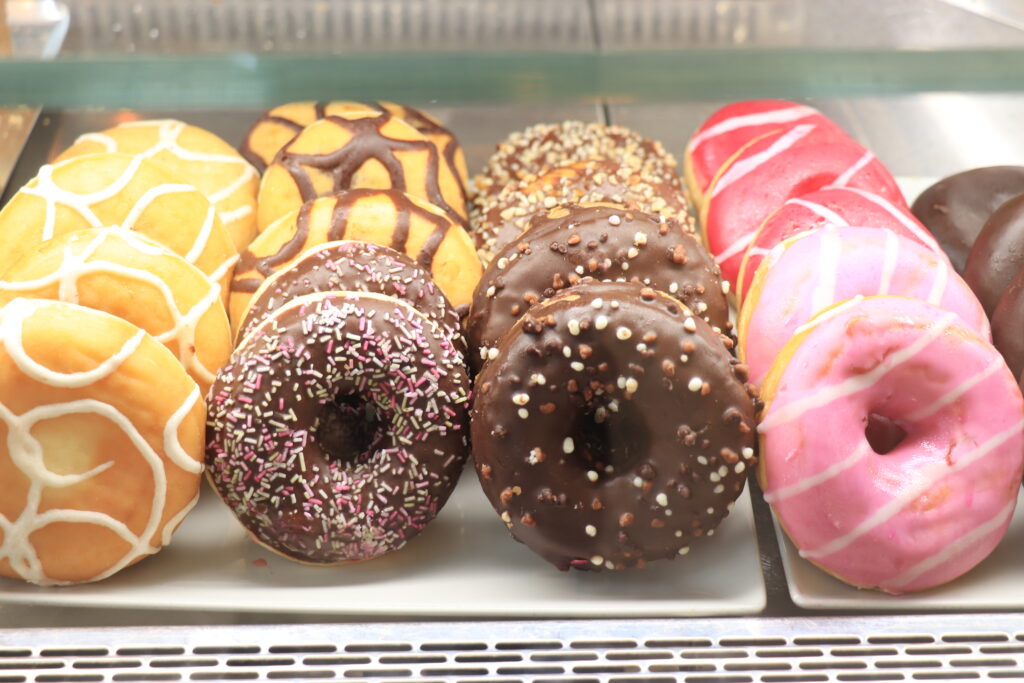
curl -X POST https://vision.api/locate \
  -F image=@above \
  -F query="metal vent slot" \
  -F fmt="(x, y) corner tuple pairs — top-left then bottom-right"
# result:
(188, 673), (256, 680)
(531, 653), (597, 663)
(943, 636), (1010, 644)
(111, 675), (179, 681)
(834, 648), (901, 657)
(795, 638), (861, 646)
(869, 637), (936, 645)
(116, 650), (184, 658)
(265, 646), (334, 655)
(191, 649), (259, 656)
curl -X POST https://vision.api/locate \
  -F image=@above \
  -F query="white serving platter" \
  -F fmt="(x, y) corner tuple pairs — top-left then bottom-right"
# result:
(777, 489), (1024, 610)
(0, 472), (766, 617)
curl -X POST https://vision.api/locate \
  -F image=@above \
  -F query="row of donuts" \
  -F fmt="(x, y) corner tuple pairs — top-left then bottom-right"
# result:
(684, 99), (1024, 594)
(0, 102), (485, 584)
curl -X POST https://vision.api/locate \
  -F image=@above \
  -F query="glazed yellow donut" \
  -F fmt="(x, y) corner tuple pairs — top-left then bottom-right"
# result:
(0, 153), (236, 305)
(0, 298), (205, 585)
(256, 111), (468, 232)
(240, 101), (469, 187)
(0, 227), (231, 393)
(56, 119), (259, 252)
(231, 188), (481, 333)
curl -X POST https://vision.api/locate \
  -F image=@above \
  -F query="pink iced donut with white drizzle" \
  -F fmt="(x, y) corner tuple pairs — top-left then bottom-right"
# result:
(684, 99), (842, 209)
(738, 226), (989, 386)
(758, 296), (1024, 594)
(700, 124), (905, 292)
(735, 186), (943, 304)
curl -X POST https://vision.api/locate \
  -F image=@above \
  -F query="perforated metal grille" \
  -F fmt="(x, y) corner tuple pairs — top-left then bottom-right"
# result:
(1, 615), (1023, 681)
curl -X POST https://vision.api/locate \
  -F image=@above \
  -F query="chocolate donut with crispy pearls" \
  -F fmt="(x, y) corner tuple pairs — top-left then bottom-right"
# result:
(470, 281), (757, 571)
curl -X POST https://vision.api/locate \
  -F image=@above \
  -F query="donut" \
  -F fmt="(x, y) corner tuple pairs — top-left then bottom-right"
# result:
(471, 159), (691, 262)
(963, 193), (1024, 315)
(684, 99), (843, 209)
(0, 298), (205, 585)
(56, 119), (259, 253)
(992, 269), (1024, 382)
(473, 121), (681, 199)
(911, 166), (1024, 273)
(758, 296), (1024, 593)
(0, 227), (232, 393)
(239, 100), (468, 186)
(0, 153), (236, 302)
(471, 281), (756, 571)
(236, 240), (463, 352)
(466, 203), (730, 373)
(736, 186), (942, 304)
(739, 226), (989, 386)
(256, 111), (468, 232)
(231, 189), (481, 330)
(701, 123), (905, 292)
(206, 291), (471, 564)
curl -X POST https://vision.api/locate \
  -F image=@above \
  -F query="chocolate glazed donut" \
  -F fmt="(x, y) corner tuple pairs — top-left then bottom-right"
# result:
(236, 240), (464, 351)
(992, 269), (1024, 383)
(470, 281), (758, 571)
(206, 291), (471, 564)
(466, 204), (731, 372)
(963, 193), (1024, 315)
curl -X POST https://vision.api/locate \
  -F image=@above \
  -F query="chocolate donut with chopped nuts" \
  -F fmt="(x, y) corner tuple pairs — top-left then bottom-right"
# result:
(471, 281), (757, 571)
(473, 159), (692, 262)
(466, 203), (730, 372)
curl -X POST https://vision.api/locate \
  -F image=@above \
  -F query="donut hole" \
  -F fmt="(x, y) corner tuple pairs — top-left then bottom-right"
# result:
(864, 412), (907, 455)
(316, 393), (382, 465)
(574, 403), (650, 476)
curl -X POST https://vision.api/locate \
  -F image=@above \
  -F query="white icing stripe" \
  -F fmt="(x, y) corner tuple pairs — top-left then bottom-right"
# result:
(878, 229), (899, 296)
(161, 492), (199, 546)
(74, 132), (117, 152)
(714, 231), (756, 264)
(790, 295), (866, 339)
(219, 205), (253, 224)
(786, 197), (849, 227)
(905, 356), (1006, 422)
(801, 417), (1024, 561)
(689, 104), (818, 152)
(886, 498), (1016, 590)
(927, 251), (949, 305)
(760, 311), (959, 431)
(765, 441), (871, 504)
(164, 387), (203, 474)
(1, 299), (145, 388)
(711, 124), (816, 199)
(185, 205), (218, 266)
(831, 150), (875, 187)
(828, 185), (938, 253)
(119, 184), (196, 230)
(810, 225), (842, 312)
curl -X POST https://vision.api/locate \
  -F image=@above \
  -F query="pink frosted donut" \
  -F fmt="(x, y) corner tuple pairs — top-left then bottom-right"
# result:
(739, 226), (990, 386)
(701, 124), (905, 292)
(758, 296), (1024, 594)
(684, 100), (841, 209)
(736, 186), (942, 304)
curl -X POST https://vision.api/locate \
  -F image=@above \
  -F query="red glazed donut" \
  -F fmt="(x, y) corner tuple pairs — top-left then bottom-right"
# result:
(206, 291), (471, 564)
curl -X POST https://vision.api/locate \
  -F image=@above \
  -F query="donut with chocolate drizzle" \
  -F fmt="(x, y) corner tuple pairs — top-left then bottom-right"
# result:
(236, 240), (464, 352)
(206, 291), (471, 564)
(256, 111), (468, 232)
(470, 281), (758, 571)
(466, 204), (730, 372)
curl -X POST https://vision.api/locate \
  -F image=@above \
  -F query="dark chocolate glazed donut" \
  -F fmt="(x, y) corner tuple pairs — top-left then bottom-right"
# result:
(911, 166), (1024, 273)
(992, 268), (1024, 382)
(471, 159), (692, 262)
(236, 240), (464, 351)
(206, 291), (471, 564)
(963, 193), (1024, 315)
(470, 281), (758, 571)
(466, 204), (730, 372)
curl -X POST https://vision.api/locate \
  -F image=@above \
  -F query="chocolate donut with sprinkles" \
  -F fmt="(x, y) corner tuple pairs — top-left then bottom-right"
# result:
(206, 291), (471, 564)
(470, 281), (757, 571)
(466, 203), (731, 372)
(236, 240), (464, 352)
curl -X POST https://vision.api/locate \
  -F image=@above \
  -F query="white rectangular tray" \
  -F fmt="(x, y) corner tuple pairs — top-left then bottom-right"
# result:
(777, 489), (1024, 610)
(0, 473), (766, 617)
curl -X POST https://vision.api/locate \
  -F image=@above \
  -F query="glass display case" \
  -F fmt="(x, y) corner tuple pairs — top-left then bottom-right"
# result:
(2, 1), (1024, 680)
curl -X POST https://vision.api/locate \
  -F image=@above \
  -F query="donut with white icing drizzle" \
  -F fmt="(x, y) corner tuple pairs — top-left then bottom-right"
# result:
(206, 291), (471, 564)
(684, 99), (843, 210)
(57, 119), (260, 253)
(701, 123), (905, 292)
(0, 298), (205, 585)
(0, 153), (236, 306)
(758, 295), (1024, 593)
(739, 226), (989, 386)
(0, 227), (231, 393)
